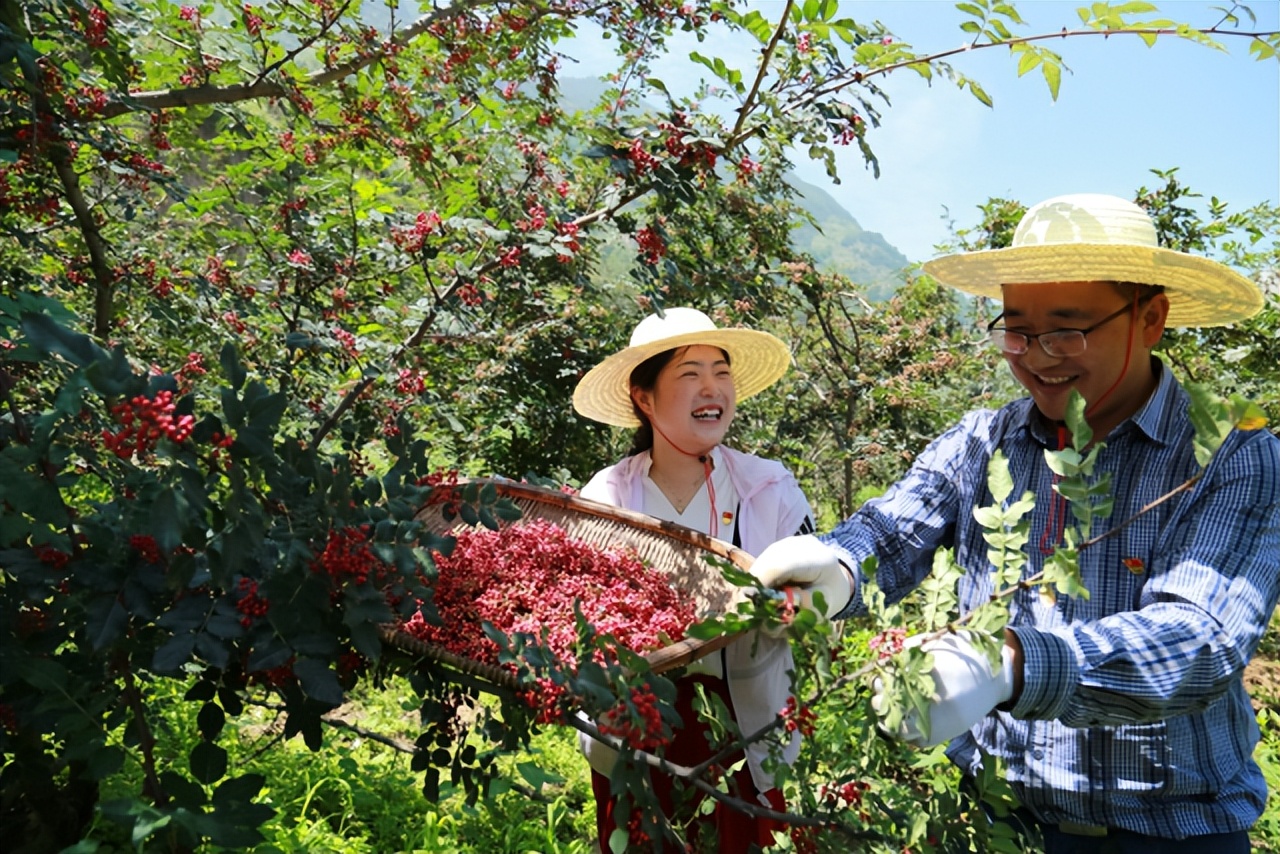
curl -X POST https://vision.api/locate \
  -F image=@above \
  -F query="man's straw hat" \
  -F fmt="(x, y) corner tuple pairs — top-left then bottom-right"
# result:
(573, 307), (791, 428)
(922, 193), (1262, 327)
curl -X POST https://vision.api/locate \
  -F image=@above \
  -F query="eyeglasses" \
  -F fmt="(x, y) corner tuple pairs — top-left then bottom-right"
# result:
(986, 303), (1133, 358)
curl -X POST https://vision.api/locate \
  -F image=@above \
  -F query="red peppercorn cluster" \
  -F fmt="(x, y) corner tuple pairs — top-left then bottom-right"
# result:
(235, 577), (270, 627)
(867, 627), (907, 660)
(790, 825), (819, 854)
(820, 779), (871, 809)
(129, 534), (163, 565)
(399, 519), (697, 711)
(624, 807), (659, 849)
(247, 658), (295, 690)
(392, 210), (444, 253)
(633, 225), (666, 265)
(418, 470), (461, 515)
(597, 683), (669, 751)
(311, 526), (387, 588)
(83, 6), (110, 48)
(102, 390), (194, 459)
(16, 606), (48, 638)
(208, 431), (235, 470)
(780, 695), (817, 737)
(33, 544), (70, 570)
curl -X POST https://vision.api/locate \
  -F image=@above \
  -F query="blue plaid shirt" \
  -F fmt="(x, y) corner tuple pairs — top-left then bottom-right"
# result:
(826, 360), (1280, 838)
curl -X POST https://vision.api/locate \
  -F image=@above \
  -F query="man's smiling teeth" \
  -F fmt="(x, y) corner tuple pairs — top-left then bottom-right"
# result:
(1037, 374), (1074, 385)
(692, 406), (722, 420)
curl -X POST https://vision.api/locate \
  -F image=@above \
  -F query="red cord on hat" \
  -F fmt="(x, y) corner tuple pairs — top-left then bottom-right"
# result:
(650, 420), (719, 538)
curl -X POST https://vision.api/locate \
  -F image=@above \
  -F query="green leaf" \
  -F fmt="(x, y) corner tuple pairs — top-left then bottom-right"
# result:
(21, 312), (108, 366)
(86, 595), (130, 650)
(1008, 494), (1035, 519)
(966, 79), (993, 107)
(986, 450), (1014, 503)
(1015, 47), (1041, 76)
(220, 342), (246, 390)
(1185, 382), (1235, 465)
(742, 11), (775, 42)
(1043, 548), (1089, 600)
(1042, 58), (1062, 99)
(516, 761), (564, 790)
(198, 702), (226, 741)
(1228, 396), (1268, 431)
(972, 505), (1004, 529)
(293, 657), (345, 706)
(130, 810), (173, 844)
(212, 773), (267, 808)
(220, 386), (245, 428)
(150, 488), (186, 552)
(189, 741), (228, 785)
(246, 387), (287, 428)
(152, 632), (197, 673)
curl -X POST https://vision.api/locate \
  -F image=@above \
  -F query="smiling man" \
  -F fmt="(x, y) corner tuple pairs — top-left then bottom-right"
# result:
(750, 194), (1280, 853)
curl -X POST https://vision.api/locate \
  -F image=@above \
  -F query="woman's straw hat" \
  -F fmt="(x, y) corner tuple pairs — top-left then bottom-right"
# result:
(573, 307), (791, 427)
(922, 193), (1262, 327)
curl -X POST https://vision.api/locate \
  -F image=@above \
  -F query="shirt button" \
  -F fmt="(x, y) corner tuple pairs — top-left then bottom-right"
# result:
(1033, 749), (1044, 760)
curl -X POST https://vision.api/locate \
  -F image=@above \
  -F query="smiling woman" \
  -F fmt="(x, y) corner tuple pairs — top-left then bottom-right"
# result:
(570, 306), (817, 853)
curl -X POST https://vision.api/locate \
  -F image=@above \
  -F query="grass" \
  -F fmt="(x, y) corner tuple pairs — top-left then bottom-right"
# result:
(236, 681), (598, 854)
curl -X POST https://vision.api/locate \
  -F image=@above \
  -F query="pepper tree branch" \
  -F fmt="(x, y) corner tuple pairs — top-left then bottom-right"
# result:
(726, 24), (1279, 151)
(309, 180), (651, 447)
(564, 707), (880, 841)
(12, 35), (116, 340)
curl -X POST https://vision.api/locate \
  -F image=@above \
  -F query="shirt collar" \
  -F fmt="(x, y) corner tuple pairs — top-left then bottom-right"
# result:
(637, 444), (722, 474)
(1128, 357), (1178, 446)
(1015, 357), (1174, 448)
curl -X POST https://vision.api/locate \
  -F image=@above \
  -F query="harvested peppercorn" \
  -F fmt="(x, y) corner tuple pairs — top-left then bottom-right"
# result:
(399, 518), (698, 720)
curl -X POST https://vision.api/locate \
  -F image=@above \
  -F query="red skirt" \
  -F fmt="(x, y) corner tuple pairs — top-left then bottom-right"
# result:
(590, 674), (785, 853)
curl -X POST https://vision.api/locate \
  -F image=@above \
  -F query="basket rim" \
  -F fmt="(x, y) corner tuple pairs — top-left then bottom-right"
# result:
(435, 478), (756, 570)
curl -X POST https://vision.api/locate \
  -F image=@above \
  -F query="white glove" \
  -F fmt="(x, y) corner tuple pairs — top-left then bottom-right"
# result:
(873, 631), (1015, 748)
(575, 712), (619, 776)
(749, 535), (853, 619)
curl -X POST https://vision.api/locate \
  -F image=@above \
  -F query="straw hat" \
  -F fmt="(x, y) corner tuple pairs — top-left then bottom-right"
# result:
(573, 307), (792, 427)
(922, 193), (1262, 327)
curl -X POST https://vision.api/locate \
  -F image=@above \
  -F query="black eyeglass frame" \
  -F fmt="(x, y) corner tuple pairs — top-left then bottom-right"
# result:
(985, 301), (1140, 358)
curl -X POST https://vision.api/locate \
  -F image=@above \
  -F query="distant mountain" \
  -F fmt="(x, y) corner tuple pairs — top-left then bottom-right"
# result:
(787, 176), (910, 300)
(558, 77), (909, 300)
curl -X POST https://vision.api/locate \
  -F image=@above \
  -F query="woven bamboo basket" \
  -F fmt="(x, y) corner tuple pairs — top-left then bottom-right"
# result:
(378, 478), (755, 692)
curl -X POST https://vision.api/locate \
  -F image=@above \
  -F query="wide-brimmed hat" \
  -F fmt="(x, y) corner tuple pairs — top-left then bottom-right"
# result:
(922, 193), (1262, 327)
(573, 307), (792, 427)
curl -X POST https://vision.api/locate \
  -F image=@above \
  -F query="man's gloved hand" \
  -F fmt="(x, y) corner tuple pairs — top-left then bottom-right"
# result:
(749, 535), (853, 619)
(873, 631), (1016, 748)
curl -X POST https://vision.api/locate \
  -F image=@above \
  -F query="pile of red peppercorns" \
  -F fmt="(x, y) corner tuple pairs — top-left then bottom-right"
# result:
(399, 518), (698, 719)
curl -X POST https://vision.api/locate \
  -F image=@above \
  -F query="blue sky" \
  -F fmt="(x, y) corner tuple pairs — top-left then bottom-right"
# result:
(564, 1), (1280, 264)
